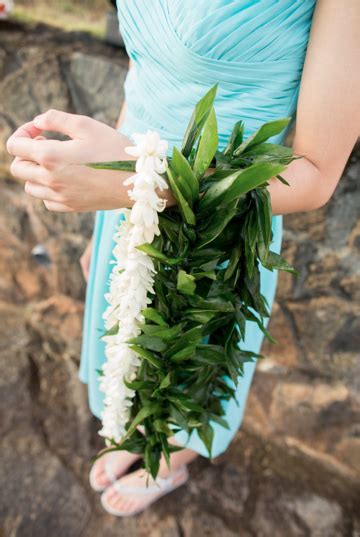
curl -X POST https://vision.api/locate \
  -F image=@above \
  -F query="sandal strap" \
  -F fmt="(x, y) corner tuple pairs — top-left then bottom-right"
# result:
(112, 465), (188, 495)
(104, 451), (120, 484)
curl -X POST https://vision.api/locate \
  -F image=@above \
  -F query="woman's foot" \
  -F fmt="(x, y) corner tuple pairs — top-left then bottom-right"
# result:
(89, 450), (142, 492)
(100, 464), (189, 517)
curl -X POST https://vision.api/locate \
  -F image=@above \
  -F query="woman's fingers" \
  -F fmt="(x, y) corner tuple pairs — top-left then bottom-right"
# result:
(43, 200), (74, 212)
(24, 181), (63, 202)
(33, 109), (93, 138)
(10, 121), (43, 140)
(7, 136), (82, 167)
(7, 136), (55, 165)
(10, 157), (49, 184)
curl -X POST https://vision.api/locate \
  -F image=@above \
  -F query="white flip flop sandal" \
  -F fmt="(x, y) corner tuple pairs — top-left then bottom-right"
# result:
(100, 464), (189, 517)
(89, 451), (138, 492)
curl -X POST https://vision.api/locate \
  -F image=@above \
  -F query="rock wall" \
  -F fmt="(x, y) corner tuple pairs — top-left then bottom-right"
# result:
(0, 21), (359, 537)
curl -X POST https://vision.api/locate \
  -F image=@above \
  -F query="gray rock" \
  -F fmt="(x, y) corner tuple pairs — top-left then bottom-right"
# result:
(66, 52), (128, 125)
(0, 19), (359, 537)
(252, 489), (345, 537)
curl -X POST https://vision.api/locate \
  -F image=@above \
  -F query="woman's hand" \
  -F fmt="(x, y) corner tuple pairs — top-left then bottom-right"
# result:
(6, 110), (176, 212)
(80, 237), (93, 282)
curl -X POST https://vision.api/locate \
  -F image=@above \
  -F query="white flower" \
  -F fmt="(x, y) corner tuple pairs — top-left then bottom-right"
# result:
(98, 130), (169, 443)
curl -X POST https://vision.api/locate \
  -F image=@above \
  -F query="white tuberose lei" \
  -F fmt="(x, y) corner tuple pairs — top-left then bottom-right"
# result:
(98, 130), (169, 444)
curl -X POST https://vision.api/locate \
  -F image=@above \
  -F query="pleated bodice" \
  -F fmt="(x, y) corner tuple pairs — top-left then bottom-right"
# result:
(116, 0), (316, 150)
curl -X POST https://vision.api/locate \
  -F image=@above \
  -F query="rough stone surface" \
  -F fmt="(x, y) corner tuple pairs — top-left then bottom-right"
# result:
(0, 20), (359, 537)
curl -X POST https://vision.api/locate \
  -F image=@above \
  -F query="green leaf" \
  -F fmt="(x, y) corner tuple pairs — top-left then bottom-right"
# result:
(169, 404), (189, 432)
(187, 295), (235, 312)
(195, 344), (226, 364)
(181, 84), (218, 158)
(168, 393), (205, 413)
(261, 250), (299, 275)
(198, 422), (214, 458)
(141, 307), (168, 326)
(172, 147), (199, 203)
(120, 403), (160, 443)
(210, 414), (230, 430)
(192, 271), (217, 281)
(243, 308), (277, 344)
(159, 372), (171, 390)
(224, 244), (241, 281)
(158, 214), (181, 243)
(168, 325), (203, 350)
(136, 243), (184, 265)
(87, 160), (136, 172)
(193, 107), (218, 179)
(93, 430), (146, 460)
(255, 187), (272, 249)
(128, 344), (163, 368)
(170, 346), (197, 362)
(146, 323), (185, 341)
(144, 442), (161, 479)
(199, 162), (286, 211)
(153, 419), (172, 435)
(245, 142), (293, 158)
(183, 309), (217, 323)
(231, 143), (294, 166)
(177, 269), (196, 296)
(169, 162), (194, 207)
(123, 378), (155, 391)
(223, 120), (245, 156)
(197, 204), (238, 248)
(243, 208), (258, 278)
(233, 118), (292, 155)
(276, 174), (290, 186)
(126, 335), (167, 352)
(101, 321), (119, 337)
(166, 165), (196, 225)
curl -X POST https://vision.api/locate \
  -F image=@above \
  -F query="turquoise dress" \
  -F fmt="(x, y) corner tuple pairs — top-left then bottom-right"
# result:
(79, 0), (316, 457)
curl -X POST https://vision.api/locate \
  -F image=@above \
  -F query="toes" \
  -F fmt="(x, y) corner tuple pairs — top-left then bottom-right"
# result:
(109, 490), (127, 510)
(104, 485), (137, 513)
(105, 488), (117, 502)
(95, 462), (110, 487)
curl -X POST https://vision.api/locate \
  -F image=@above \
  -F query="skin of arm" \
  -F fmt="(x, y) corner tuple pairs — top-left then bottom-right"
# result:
(6, 59), (177, 212)
(6, 1), (359, 215)
(267, 0), (360, 215)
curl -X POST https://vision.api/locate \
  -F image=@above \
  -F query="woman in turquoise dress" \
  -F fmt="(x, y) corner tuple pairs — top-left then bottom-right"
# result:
(7, 0), (359, 518)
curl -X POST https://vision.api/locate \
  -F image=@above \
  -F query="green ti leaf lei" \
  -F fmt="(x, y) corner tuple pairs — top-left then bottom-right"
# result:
(89, 84), (300, 479)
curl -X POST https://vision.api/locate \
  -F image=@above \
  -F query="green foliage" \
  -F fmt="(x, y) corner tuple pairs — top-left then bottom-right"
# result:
(92, 83), (300, 479)
(88, 160), (136, 172)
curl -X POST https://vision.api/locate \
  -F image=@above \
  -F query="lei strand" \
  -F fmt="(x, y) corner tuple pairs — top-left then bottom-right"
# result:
(98, 131), (169, 444)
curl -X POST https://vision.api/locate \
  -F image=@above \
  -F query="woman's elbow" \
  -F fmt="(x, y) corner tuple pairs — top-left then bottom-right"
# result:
(309, 172), (339, 211)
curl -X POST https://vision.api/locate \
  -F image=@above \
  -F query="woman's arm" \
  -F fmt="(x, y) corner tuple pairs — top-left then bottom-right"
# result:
(267, 0), (360, 215)
(6, 6), (358, 216)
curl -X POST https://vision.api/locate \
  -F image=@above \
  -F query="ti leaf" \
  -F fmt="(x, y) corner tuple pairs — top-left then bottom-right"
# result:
(181, 84), (218, 158)
(87, 160), (136, 172)
(233, 117), (292, 155)
(128, 344), (163, 368)
(172, 147), (199, 203)
(141, 307), (168, 326)
(177, 269), (196, 296)
(199, 162), (286, 211)
(166, 165), (196, 225)
(136, 243), (185, 265)
(223, 120), (245, 156)
(193, 106), (218, 180)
